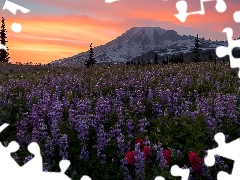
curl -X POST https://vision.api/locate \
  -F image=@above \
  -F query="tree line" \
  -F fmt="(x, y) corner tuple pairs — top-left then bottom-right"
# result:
(125, 34), (229, 66)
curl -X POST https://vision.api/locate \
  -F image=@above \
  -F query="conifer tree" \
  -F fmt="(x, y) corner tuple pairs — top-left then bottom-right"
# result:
(180, 53), (184, 63)
(137, 59), (141, 65)
(0, 16), (10, 63)
(86, 43), (96, 67)
(147, 59), (151, 65)
(192, 34), (202, 63)
(154, 53), (158, 64)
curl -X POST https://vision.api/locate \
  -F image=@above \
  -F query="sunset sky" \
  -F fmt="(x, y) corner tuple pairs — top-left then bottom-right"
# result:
(1, 0), (240, 64)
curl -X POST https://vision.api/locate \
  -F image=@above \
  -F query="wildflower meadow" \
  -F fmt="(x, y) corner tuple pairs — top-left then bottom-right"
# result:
(0, 62), (239, 180)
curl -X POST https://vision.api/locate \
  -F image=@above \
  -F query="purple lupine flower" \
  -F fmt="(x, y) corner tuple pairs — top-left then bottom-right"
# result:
(134, 143), (145, 179)
(201, 162), (209, 177)
(154, 143), (166, 170)
(43, 162), (52, 172)
(12, 155), (20, 163)
(94, 96), (111, 123)
(58, 134), (69, 159)
(206, 117), (217, 131)
(24, 155), (33, 164)
(31, 127), (41, 144)
(126, 119), (134, 139)
(152, 102), (163, 118)
(80, 145), (89, 161)
(138, 118), (150, 134)
(116, 132), (125, 156)
(37, 118), (48, 140)
(45, 136), (55, 158)
(176, 150), (181, 158)
(93, 124), (109, 163)
(224, 165), (229, 172)
(16, 115), (32, 145)
(135, 100), (145, 114)
(68, 104), (76, 128)
(47, 97), (63, 141)
(215, 155), (225, 170)
(143, 139), (151, 147)
(120, 159), (133, 180)
(75, 117), (89, 142)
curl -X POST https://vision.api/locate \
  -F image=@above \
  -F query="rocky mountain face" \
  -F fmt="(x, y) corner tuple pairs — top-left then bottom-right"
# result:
(51, 27), (228, 66)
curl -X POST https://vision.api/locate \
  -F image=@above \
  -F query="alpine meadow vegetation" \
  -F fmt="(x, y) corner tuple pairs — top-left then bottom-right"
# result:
(0, 61), (238, 180)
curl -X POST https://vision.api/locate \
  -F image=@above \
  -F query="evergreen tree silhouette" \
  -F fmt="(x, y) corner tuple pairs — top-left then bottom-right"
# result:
(85, 42), (96, 67)
(192, 34), (202, 62)
(0, 16), (10, 63)
(154, 53), (158, 64)
(147, 59), (151, 65)
(208, 52), (213, 62)
(162, 59), (167, 65)
(180, 53), (184, 63)
(137, 59), (141, 65)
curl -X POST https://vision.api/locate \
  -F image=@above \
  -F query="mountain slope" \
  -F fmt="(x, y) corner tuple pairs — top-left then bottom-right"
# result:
(51, 27), (227, 66)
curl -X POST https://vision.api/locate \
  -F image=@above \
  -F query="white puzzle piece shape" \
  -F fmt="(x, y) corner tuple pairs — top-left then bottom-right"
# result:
(204, 132), (240, 180)
(171, 165), (190, 180)
(215, 27), (240, 78)
(175, 0), (227, 22)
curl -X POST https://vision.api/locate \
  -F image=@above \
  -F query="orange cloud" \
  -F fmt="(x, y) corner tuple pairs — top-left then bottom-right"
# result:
(5, 14), (126, 64)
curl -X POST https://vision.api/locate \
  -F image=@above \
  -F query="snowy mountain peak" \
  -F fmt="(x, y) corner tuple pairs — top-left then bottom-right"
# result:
(51, 27), (226, 66)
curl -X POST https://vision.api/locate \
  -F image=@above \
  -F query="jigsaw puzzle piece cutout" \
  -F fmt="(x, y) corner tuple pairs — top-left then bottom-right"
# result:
(175, 0), (188, 22)
(205, 132), (240, 178)
(38, 160), (72, 180)
(59, 159), (70, 174)
(175, 0), (227, 22)
(205, 132), (240, 165)
(233, 11), (240, 23)
(154, 165), (190, 180)
(217, 171), (233, 180)
(0, 123), (20, 176)
(21, 142), (43, 173)
(0, 44), (7, 51)
(0, 123), (9, 133)
(2, 0), (30, 15)
(171, 165), (190, 180)
(154, 176), (165, 180)
(216, 45), (228, 58)
(80, 175), (92, 180)
(19, 160), (71, 180)
(105, 0), (120, 3)
(0, 141), (21, 178)
(215, 0), (227, 12)
(215, 28), (240, 78)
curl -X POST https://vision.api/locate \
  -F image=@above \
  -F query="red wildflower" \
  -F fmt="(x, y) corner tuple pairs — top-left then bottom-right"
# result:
(163, 149), (171, 164)
(125, 151), (136, 165)
(142, 146), (151, 161)
(188, 151), (203, 177)
(188, 151), (198, 163)
(136, 138), (144, 149)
